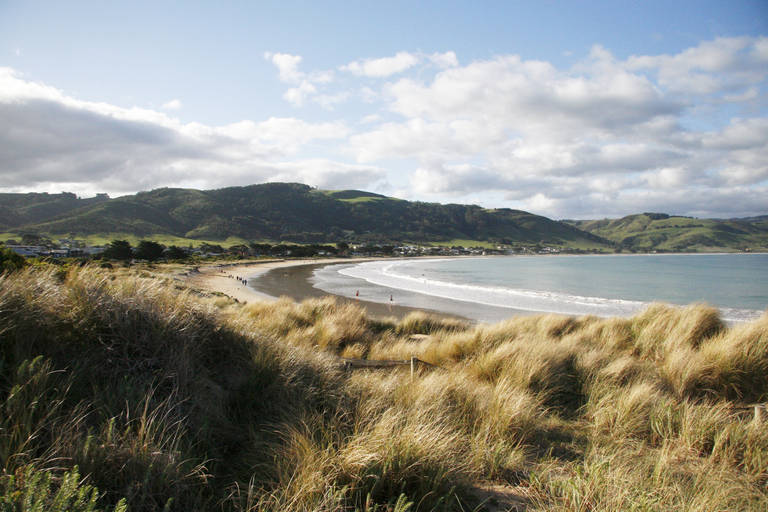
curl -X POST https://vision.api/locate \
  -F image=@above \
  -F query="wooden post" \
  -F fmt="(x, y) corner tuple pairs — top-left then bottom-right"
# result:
(410, 357), (415, 379)
(754, 404), (765, 424)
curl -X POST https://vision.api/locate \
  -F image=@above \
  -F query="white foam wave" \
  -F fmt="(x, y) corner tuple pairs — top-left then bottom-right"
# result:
(337, 260), (646, 317)
(331, 259), (763, 322)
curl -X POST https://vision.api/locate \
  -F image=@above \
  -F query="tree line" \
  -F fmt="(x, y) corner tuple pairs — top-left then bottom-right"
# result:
(100, 240), (347, 261)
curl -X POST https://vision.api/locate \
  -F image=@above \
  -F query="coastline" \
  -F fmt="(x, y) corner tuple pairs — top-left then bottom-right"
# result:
(179, 253), (767, 324)
(181, 257), (467, 320)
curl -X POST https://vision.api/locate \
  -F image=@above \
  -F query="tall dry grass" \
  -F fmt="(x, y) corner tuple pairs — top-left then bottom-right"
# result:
(1, 264), (767, 510)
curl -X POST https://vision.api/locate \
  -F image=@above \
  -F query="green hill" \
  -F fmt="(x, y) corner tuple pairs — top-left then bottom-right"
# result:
(0, 183), (608, 248)
(0, 192), (109, 231)
(567, 213), (768, 252)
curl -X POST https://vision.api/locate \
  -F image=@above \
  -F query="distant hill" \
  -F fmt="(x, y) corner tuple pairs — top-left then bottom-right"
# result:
(0, 192), (109, 231)
(0, 183), (608, 248)
(566, 213), (768, 252)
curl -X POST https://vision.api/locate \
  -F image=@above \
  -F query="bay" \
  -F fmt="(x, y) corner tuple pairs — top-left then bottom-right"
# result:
(311, 253), (768, 323)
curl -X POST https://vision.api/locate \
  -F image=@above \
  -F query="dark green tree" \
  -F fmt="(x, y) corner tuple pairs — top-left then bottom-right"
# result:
(227, 244), (250, 256)
(21, 233), (52, 246)
(165, 245), (188, 260)
(102, 240), (133, 260)
(135, 240), (165, 261)
(0, 247), (26, 272)
(199, 243), (225, 254)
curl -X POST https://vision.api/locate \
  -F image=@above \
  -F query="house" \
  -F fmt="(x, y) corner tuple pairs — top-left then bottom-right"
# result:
(5, 245), (46, 257)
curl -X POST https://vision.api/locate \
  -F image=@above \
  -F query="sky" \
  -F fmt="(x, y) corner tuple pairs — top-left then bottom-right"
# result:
(1, 0), (767, 219)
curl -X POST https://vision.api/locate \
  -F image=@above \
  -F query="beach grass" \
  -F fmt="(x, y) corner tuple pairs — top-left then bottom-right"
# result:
(1, 263), (766, 510)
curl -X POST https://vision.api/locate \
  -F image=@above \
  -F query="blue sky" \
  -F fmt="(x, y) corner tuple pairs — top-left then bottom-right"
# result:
(1, 0), (766, 218)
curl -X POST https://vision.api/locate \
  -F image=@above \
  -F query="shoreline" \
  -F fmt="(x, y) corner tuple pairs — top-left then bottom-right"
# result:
(181, 257), (466, 320)
(179, 253), (766, 324)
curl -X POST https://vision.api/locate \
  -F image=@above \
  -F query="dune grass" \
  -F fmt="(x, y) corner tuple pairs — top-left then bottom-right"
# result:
(1, 264), (767, 510)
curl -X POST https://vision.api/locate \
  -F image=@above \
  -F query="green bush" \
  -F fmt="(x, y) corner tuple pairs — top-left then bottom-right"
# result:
(0, 247), (26, 273)
(0, 465), (127, 512)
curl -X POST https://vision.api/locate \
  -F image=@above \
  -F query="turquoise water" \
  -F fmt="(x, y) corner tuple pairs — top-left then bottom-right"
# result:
(312, 254), (768, 323)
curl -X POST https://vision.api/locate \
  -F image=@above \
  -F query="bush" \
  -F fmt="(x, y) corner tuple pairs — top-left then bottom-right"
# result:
(0, 246), (26, 273)
(0, 465), (127, 512)
(134, 240), (165, 261)
(102, 240), (133, 260)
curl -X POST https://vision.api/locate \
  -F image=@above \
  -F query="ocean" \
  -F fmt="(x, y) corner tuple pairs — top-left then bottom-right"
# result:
(311, 253), (768, 323)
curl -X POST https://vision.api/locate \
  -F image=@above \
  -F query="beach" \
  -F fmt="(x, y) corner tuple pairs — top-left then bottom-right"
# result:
(180, 253), (767, 324)
(181, 257), (452, 319)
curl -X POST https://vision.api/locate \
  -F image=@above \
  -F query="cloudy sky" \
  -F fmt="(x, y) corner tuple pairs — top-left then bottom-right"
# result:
(1, 1), (766, 219)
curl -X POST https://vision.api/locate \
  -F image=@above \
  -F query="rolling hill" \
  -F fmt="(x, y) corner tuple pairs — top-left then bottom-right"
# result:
(566, 213), (768, 252)
(0, 183), (608, 248)
(0, 192), (109, 231)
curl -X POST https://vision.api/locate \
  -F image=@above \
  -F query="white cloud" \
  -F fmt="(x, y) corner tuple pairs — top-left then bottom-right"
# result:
(3, 34), (768, 220)
(161, 98), (182, 110)
(429, 51), (458, 68)
(626, 36), (768, 95)
(0, 67), (382, 195)
(251, 117), (348, 148)
(386, 53), (678, 136)
(313, 91), (349, 110)
(266, 159), (385, 190)
(264, 52), (304, 83)
(360, 86), (379, 103)
(283, 80), (317, 107)
(345, 39), (767, 218)
(265, 52), (338, 107)
(360, 114), (381, 124)
(341, 51), (419, 77)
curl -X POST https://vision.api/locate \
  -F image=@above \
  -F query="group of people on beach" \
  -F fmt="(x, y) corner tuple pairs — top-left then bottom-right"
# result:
(226, 274), (247, 286)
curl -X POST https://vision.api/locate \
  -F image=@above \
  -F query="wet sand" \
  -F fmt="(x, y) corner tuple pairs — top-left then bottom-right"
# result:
(182, 257), (469, 321)
(249, 261), (455, 320)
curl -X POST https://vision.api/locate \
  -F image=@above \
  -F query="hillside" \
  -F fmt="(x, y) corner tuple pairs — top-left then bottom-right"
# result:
(0, 183), (608, 248)
(567, 213), (768, 252)
(0, 191), (109, 231)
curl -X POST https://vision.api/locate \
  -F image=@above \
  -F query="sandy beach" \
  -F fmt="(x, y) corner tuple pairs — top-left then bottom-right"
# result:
(181, 257), (467, 320)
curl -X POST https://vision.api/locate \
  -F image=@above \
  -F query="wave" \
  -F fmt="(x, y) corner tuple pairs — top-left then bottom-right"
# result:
(328, 259), (762, 323)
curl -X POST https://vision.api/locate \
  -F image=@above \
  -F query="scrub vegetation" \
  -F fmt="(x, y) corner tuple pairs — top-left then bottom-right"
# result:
(1, 264), (767, 511)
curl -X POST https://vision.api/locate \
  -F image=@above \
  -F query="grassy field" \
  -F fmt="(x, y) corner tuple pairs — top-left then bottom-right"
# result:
(1, 263), (767, 510)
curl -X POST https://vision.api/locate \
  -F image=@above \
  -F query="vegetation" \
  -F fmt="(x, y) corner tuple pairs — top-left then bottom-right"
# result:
(164, 245), (189, 260)
(2, 189), (766, 253)
(0, 246), (26, 272)
(567, 213), (768, 252)
(101, 240), (133, 260)
(0, 183), (608, 248)
(1, 263), (767, 510)
(134, 240), (165, 261)
(0, 192), (109, 232)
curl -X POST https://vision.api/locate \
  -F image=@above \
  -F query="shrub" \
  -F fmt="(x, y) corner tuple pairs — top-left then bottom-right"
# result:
(0, 246), (26, 273)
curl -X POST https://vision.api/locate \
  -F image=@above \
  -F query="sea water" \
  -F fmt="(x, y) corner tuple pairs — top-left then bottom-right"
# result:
(311, 254), (768, 323)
